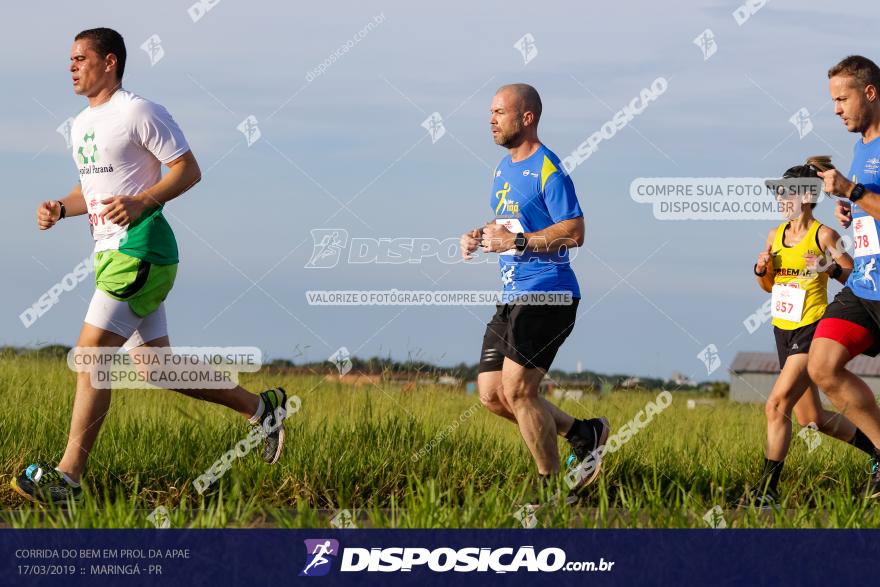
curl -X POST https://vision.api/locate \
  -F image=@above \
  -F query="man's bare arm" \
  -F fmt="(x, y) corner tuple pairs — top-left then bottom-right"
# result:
(481, 216), (584, 254)
(37, 184), (86, 229)
(101, 151), (201, 226)
(821, 168), (880, 220)
(523, 216), (584, 253)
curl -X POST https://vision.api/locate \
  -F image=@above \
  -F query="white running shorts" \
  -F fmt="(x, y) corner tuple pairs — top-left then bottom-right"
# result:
(84, 288), (168, 350)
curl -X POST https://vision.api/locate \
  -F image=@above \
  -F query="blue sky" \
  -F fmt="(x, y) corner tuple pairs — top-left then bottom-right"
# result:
(2, 0), (876, 380)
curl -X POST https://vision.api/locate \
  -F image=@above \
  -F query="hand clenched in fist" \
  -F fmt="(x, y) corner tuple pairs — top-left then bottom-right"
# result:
(36, 201), (61, 230)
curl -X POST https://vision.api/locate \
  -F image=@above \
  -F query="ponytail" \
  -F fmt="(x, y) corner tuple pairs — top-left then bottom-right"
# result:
(780, 156), (833, 210)
(804, 155), (834, 173)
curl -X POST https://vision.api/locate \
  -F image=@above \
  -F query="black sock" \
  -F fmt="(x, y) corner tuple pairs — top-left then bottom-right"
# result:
(564, 419), (582, 440)
(849, 429), (876, 457)
(761, 458), (784, 493)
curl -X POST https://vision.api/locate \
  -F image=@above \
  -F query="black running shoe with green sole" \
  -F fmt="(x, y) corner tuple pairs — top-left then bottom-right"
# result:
(11, 464), (82, 505)
(564, 417), (610, 494)
(866, 459), (880, 499)
(256, 387), (287, 464)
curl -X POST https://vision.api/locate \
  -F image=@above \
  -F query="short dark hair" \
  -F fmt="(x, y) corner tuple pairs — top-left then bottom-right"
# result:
(75, 28), (127, 80)
(828, 55), (880, 92)
(498, 83), (542, 123)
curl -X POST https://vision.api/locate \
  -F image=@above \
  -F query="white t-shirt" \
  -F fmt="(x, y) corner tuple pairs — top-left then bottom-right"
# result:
(70, 89), (189, 262)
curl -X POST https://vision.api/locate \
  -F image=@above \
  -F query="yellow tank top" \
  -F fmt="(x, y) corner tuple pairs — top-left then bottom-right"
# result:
(770, 220), (828, 329)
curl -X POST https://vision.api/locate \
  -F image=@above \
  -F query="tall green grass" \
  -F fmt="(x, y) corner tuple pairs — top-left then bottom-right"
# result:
(1, 356), (877, 528)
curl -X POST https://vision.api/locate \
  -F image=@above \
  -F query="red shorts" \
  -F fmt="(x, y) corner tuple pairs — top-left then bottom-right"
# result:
(814, 287), (880, 357)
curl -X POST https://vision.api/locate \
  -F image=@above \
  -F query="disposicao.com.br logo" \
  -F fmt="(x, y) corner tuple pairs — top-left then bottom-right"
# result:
(300, 541), (614, 575)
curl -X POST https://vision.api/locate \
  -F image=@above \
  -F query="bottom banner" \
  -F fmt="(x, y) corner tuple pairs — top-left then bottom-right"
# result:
(2, 529), (874, 585)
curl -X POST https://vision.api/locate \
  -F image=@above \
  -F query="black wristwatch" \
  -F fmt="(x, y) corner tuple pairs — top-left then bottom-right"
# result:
(514, 232), (527, 253)
(754, 263), (767, 277)
(849, 183), (866, 203)
(829, 263), (843, 280)
(58, 201), (66, 220)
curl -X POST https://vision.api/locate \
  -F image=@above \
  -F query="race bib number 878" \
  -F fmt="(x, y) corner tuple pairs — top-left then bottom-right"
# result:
(495, 218), (523, 256)
(853, 216), (880, 258)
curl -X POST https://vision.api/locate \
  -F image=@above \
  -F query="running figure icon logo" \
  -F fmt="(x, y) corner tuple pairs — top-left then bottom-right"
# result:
(513, 33), (538, 65)
(513, 504), (539, 528)
(330, 509), (357, 529)
(702, 505), (727, 529)
(693, 29), (717, 61)
(867, 258), (879, 291)
(57, 117), (75, 149)
(140, 34), (165, 66)
(855, 257), (879, 291)
(147, 506), (171, 529)
(421, 112), (446, 143)
(329, 347), (353, 376)
(697, 344), (721, 376)
(789, 107), (813, 139)
(300, 539), (340, 577)
(236, 115), (261, 147)
(797, 422), (822, 453)
(305, 229), (349, 269)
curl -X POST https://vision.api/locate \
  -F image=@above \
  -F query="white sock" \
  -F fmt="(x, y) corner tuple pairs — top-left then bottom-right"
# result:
(56, 468), (80, 488)
(248, 396), (265, 424)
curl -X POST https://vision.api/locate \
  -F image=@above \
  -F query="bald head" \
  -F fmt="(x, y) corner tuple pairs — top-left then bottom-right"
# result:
(490, 84), (542, 148)
(496, 83), (542, 124)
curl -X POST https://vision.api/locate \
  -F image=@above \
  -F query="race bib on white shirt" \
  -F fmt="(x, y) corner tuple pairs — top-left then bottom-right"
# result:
(771, 283), (806, 323)
(85, 192), (127, 247)
(853, 215), (880, 258)
(495, 218), (524, 256)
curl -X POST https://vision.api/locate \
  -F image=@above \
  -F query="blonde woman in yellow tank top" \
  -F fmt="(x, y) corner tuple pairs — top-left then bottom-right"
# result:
(747, 156), (875, 509)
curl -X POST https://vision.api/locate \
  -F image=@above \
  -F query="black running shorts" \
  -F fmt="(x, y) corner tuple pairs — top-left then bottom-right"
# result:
(478, 299), (579, 373)
(772, 322), (818, 368)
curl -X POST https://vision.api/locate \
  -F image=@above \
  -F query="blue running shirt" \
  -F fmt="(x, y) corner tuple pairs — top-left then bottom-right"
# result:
(846, 136), (880, 300)
(490, 144), (583, 300)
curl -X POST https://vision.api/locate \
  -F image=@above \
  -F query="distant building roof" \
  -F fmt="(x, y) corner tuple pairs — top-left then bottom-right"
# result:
(730, 351), (880, 377)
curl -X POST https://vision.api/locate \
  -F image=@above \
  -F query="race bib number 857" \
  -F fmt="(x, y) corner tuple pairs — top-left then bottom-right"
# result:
(771, 284), (806, 323)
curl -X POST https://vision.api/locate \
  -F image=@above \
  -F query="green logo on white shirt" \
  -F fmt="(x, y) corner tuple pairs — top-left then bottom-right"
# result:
(77, 129), (99, 165)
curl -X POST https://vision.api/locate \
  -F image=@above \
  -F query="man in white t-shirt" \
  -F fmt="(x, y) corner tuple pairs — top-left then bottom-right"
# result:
(12, 28), (290, 504)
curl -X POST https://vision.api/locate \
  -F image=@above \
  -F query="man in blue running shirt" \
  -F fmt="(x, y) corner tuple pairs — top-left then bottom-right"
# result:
(459, 84), (609, 501)
(807, 56), (880, 499)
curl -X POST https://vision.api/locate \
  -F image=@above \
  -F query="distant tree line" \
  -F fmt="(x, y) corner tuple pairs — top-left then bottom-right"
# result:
(1, 346), (728, 393)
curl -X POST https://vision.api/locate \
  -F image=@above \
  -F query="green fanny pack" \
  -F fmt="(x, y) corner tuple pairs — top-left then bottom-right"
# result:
(94, 250), (177, 318)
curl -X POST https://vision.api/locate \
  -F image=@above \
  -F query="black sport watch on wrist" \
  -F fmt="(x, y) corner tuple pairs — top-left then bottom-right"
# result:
(850, 183), (866, 203)
(514, 232), (527, 253)
(754, 263), (767, 277)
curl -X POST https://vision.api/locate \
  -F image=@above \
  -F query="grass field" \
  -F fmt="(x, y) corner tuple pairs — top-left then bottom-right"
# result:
(2, 355), (879, 529)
